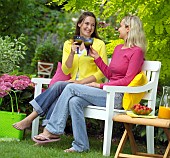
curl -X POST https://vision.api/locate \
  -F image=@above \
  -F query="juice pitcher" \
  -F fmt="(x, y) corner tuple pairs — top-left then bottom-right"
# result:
(158, 86), (170, 119)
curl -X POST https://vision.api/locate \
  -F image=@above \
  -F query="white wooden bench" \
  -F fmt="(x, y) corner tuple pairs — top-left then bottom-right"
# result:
(31, 60), (161, 156)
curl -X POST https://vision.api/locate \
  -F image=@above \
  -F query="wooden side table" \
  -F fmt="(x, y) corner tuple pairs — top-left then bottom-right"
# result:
(113, 114), (170, 158)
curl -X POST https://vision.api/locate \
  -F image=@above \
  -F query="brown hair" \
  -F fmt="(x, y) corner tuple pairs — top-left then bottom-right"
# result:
(74, 11), (100, 39)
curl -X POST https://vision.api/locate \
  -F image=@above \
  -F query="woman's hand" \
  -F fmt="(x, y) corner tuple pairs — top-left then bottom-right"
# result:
(66, 42), (79, 68)
(71, 42), (79, 55)
(86, 82), (100, 88)
(67, 80), (83, 84)
(89, 46), (100, 60)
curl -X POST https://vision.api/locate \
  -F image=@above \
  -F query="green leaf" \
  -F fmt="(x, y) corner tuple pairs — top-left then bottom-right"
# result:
(155, 22), (164, 35)
(0, 98), (3, 106)
(165, 25), (170, 34)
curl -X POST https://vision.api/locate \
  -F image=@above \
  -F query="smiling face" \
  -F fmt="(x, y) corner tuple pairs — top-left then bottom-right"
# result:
(78, 16), (95, 38)
(118, 19), (129, 41)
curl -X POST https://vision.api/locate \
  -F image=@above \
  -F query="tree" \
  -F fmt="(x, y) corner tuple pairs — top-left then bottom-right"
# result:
(51, 0), (170, 85)
(0, 0), (77, 74)
(0, 0), (36, 37)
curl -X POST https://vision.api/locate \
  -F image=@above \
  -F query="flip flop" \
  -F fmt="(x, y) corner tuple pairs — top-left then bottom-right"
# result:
(32, 134), (60, 144)
(64, 147), (77, 153)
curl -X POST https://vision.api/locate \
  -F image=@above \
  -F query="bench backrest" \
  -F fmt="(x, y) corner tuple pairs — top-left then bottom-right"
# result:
(141, 61), (161, 103)
(84, 60), (161, 119)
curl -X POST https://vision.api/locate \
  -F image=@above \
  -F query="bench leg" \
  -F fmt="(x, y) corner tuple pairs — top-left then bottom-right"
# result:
(103, 118), (113, 156)
(146, 126), (154, 154)
(31, 116), (40, 138)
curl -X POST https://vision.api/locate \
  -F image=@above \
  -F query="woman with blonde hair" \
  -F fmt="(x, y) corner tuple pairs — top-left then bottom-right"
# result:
(123, 16), (146, 53)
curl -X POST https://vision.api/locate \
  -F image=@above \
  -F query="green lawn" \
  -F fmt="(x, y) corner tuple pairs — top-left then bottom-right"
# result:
(0, 136), (117, 158)
(0, 128), (166, 158)
(0, 129), (132, 158)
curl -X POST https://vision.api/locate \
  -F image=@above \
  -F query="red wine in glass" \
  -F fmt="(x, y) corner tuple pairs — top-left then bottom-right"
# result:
(84, 38), (93, 56)
(73, 36), (83, 54)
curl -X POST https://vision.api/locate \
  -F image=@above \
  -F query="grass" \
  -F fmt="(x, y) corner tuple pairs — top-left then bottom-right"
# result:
(0, 128), (166, 158)
(0, 136), (116, 158)
(0, 129), (132, 158)
(0, 137), (103, 158)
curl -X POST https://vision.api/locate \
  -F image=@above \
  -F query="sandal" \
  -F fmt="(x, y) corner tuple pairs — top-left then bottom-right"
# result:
(32, 134), (60, 144)
(64, 147), (76, 153)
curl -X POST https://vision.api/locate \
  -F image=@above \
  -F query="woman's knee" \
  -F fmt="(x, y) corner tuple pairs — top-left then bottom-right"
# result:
(65, 83), (83, 93)
(69, 97), (84, 111)
(65, 83), (76, 89)
(50, 81), (67, 90)
(52, 81), (65, 87)
(69, 97), (81, 107)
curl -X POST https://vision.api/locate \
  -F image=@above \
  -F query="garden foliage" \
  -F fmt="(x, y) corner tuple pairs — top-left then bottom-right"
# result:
(31, 34), (63, 72)
(0, 34), (27, 75)
(52, 0), (170, 85)
(0, 0), (169, 143)
(51, 0), (169, 143)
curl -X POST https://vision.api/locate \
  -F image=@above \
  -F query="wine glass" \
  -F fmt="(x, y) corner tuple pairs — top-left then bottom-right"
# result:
(73, 35), (83, 54)
(84, 38), (94, 56)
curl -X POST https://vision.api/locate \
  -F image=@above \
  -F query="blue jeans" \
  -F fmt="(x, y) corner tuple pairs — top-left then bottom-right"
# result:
(44, 83), (123, 152)
(29, 81), (70, 126)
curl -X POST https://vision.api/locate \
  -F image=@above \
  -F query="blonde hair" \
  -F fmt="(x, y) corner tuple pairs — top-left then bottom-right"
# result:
(123, 16), (146, 54)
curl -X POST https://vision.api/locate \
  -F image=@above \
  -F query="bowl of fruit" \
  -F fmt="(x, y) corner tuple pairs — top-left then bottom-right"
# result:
(131, 104), (152, 115)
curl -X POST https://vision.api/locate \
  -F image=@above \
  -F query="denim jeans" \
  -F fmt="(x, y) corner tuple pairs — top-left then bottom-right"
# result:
(29, 81), (70, 126)
(44, 83), (123, 152)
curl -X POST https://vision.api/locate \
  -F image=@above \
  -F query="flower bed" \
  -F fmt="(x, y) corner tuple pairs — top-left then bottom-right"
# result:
(0, 74), (34, 114)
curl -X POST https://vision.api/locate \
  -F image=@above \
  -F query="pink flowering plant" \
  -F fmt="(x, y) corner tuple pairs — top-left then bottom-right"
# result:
(0, 74), (34, 114)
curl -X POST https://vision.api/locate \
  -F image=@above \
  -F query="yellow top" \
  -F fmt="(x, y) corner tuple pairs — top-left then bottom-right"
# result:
(62, 38), (108, 83)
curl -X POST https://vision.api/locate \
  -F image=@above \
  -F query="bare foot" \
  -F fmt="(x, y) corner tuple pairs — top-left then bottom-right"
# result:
(13, 118), (32, 130)
(13, 111), (38, 130)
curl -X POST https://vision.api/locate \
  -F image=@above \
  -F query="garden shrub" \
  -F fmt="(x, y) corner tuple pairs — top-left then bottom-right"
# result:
(0, 34), (27, 75)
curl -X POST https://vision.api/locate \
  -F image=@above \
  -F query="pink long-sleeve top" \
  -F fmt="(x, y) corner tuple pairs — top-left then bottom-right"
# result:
(95, 44), (145, 89)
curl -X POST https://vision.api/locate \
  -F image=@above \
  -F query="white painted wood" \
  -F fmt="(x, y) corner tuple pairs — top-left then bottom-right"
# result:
(37, 61), (54, 78)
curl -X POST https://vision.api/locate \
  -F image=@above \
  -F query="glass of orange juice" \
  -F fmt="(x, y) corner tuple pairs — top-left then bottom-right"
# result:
(158, 86), (170, 119)
(158, 106), (170, 119)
